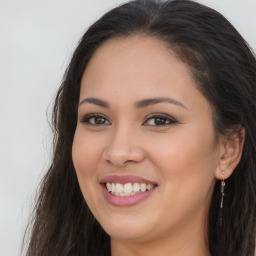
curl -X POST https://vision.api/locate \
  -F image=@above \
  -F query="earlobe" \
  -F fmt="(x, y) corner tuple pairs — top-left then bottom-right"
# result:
(215, 127), (245, 180)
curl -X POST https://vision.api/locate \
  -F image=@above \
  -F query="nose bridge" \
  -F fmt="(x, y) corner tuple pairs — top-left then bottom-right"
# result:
(103, 122), (144, 167)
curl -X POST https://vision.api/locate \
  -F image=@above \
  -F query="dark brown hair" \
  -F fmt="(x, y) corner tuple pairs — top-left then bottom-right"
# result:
(24, 0), (256, 255)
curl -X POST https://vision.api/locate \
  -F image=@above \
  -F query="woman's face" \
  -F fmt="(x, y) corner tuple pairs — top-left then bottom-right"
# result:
(72, 36), (220, 243)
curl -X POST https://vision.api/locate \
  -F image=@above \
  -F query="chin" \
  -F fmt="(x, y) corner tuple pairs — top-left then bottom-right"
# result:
(99, 214), (156, 241)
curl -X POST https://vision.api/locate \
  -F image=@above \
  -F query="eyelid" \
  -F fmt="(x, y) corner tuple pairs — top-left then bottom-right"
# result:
(79, 112), (177, 126)
(142, 113), (178, 126)
(79, 113), (111, 125)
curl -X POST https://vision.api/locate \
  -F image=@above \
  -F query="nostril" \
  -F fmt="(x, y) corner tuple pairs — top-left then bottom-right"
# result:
(102, 142), (145, 167)
(104, 157), (135, 167)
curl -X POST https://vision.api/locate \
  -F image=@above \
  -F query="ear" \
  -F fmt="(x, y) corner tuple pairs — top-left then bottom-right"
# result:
(215, 127), (245, 180)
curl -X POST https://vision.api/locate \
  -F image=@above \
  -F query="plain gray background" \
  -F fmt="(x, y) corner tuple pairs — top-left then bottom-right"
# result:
(0, 0), (255, 255)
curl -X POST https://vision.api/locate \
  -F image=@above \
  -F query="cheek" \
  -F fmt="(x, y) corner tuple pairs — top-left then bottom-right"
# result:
(71, 129), (105, 202)
(72, 128), (109, 221)
(147, 126), (217, 216)
(149, 126), (217, 173)
(72, 128), (104, 176)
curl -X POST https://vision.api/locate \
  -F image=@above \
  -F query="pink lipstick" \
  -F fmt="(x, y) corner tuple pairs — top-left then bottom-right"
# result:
(100, 175), (157, 207)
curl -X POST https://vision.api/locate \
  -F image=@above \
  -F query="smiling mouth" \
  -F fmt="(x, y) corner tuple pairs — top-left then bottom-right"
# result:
(104, 182), (157, 196)
(100, 175), (158, 206)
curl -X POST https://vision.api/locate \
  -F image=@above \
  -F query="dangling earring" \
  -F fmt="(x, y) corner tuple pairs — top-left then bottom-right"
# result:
(219, 171), (225, 227)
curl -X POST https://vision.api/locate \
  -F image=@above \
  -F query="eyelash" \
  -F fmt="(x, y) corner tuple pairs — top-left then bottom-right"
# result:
(80, 113), (177, 127)
(80, 113), (111, 126)
(143, 113), (177, 126)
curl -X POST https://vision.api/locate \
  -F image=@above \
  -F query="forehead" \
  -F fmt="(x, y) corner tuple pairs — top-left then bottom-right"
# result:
(79, 35), (208, 111)
(82, 35), (183, 82)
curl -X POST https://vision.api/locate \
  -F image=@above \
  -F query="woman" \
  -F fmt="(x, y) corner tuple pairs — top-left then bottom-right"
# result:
(24, 0), (256, 255)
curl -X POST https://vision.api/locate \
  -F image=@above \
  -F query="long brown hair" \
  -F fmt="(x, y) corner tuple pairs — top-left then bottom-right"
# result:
(24, 0), (256, 255)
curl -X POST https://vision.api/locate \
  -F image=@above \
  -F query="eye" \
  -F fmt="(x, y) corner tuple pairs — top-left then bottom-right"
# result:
(143, 113), (177, 126)
(80, 113), (111, 126)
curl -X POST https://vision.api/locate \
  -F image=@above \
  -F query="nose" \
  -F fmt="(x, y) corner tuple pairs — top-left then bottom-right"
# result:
(102, 126), (145, 168)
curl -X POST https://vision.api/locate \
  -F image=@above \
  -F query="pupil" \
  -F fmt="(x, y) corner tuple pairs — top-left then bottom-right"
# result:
(155, 117), (166, 125)
(95, 117), (105, 124)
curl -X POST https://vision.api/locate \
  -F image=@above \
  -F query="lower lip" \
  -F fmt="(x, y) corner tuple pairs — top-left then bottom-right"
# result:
(101, 184), (156, 207)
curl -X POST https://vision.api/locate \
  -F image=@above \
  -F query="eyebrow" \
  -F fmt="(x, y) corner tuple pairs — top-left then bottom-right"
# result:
(79, 97), (110, 108)
(79, 97), (188, 110)
(135, 97), (188, 110)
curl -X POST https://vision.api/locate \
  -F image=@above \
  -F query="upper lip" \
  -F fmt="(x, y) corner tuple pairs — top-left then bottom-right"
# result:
(100, 175), (157, 185)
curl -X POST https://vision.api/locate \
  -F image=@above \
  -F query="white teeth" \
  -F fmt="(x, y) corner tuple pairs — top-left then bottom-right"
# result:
(115, 183), (123, 193)
(105, 182), (156, 196)
(112, 183), (116, 193)
(147, 184), (153, 190)
(106, 183), (112, 191)
(124, 183), (133, 193)
(133, 183), (140, 192)
(141, 183), (146, 192)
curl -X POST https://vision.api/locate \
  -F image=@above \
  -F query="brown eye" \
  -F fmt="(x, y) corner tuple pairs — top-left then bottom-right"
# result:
(94, 117), (107, 125)
(81, 114), (111, 126)
(143, 114), (177, 126)
(155, 117), (168, 125)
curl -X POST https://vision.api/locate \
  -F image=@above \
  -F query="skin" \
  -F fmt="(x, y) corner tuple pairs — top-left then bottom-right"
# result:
(72, 36), (244, 256)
